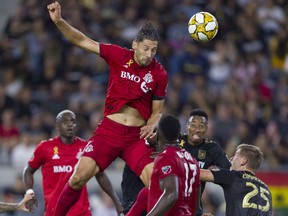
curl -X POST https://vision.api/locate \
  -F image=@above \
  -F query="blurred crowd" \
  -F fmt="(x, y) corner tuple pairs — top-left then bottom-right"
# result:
(1, 0), (287, 168)
(0, 0), (288, 215)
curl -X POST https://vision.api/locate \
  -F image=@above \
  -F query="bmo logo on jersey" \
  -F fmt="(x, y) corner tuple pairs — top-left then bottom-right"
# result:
(53, 165), (73, 173)
(120, 71), (153, 93)
(121, 71), (141, 83)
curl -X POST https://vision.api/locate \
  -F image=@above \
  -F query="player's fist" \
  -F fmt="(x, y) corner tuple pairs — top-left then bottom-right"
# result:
(24, 189), (38, 212)
(47, 1), (62, 23)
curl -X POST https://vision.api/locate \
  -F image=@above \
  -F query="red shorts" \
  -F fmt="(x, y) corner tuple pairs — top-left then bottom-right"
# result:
(82, 117), (154, 176)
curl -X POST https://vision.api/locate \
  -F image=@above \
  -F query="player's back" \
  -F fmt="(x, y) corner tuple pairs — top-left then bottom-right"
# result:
(218, 170), (272, 216)
(148, 147), (200, 215)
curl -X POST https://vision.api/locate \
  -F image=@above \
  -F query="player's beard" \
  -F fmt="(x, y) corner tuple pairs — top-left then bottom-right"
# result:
(142, 58), (152, 67)
(138, 56), (151, 67)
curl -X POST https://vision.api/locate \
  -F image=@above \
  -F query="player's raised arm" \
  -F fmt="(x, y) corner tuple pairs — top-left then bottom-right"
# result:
(47, 1), (100, 54)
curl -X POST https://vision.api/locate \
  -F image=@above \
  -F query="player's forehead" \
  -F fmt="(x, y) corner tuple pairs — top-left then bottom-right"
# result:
(188, 116), (207, 124)
(57, 112), (75, 121)
(234, 149), (241, 157)
(138, 39), (158, 49)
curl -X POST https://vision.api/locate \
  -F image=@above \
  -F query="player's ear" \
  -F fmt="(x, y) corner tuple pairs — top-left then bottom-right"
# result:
(241, 157), (248, 166)
(132, 41), (137, 50)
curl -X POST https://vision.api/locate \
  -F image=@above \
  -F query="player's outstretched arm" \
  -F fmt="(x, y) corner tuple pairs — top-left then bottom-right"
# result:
(95, 172), (124, 215)
(0, 193), (34, 213)
(200, 169), (215, 182)
(47, 1), (100, 54)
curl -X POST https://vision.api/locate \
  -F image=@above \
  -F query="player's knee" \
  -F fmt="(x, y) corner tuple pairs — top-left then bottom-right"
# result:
(140, 163), (153, 187)
(69, 173), (86, 189)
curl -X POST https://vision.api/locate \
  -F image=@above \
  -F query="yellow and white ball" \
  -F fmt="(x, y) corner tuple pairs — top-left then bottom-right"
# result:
(188, 11), (218, 42)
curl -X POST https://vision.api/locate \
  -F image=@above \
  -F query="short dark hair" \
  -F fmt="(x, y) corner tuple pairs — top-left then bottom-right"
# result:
(135, 21), (159, 42)
(237, 144), (263, 171)
(158, 115), (181, 142)
(190, 108), (208, 121)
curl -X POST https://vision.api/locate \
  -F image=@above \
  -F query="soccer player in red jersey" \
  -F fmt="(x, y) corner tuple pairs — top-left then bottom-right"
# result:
(47, 2), (168, 215)
(23, 110), (123, 216)
(0, 193), (34, 213)
(129, 115), (201, 216)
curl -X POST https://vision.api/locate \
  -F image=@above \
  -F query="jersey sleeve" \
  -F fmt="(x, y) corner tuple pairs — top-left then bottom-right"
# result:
(153, 67), (168, 99)
(154, 155), (177, 181)
(28, 142), (45, 170)
(99, 43), (124, 65)
(211, 169), (236, 188)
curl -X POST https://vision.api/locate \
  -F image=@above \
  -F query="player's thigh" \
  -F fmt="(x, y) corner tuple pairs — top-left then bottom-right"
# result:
(122, 139), (154, 177)
(71, 156), (99, 184)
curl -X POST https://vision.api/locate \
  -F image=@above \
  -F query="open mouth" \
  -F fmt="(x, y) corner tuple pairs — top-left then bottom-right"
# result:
(192, 134), (201, 140)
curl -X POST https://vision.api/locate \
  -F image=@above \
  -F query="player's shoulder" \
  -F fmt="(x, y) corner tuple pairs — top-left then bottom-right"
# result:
(203, 138), (217, 145)
(33, 137), (58, 152)
(100, 43), (132, 58)
(74, 136), (88, 144)
(203, 138), (223, 150)
(38, 137), (58, 146)
(179, 134), (188, 148)
(153, 59), (167, 75)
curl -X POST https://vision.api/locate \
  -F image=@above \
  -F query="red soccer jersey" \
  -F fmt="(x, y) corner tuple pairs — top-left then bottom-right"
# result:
(100, 43), (168, 120)
(28, 136), (91, 216)
(148, 146), (200, 216)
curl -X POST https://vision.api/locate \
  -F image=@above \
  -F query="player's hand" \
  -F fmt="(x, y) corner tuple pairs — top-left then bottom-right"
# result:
(47, 1), (62, 23)
(19, 193), (36, 212)
(202, 213), (214, 216)
(114, 201), (124, 216)
(140, 125), (156, 140)
(146, 133), (157, 148)
(25, 198), (38, 212)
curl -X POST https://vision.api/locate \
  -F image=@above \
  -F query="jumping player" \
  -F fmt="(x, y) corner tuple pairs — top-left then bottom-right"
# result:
(46, 2), (168, 215)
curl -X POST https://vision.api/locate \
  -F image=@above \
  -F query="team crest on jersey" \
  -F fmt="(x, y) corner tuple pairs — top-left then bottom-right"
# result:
(161, 165), (172, 174)
(84, 143), (93, 153)
(143, 72), (153, 83)
(52, 147), (60, 159)
(198, 150), (206, 160)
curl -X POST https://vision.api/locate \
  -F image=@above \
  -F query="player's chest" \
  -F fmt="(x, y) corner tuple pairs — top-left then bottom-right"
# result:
(185, 146), (211, 169)
(112, 62), (157, 93)
(45, 145), (83, 164)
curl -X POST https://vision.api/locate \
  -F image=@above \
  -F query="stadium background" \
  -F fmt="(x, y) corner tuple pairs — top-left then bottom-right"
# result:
(0, 0), (287, 215)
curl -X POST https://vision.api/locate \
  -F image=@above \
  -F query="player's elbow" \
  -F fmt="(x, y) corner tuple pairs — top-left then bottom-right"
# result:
(166, 190), (178, 206)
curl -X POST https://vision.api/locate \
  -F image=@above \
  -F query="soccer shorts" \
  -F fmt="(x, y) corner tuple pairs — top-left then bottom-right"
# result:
(82, 116), (154, 176)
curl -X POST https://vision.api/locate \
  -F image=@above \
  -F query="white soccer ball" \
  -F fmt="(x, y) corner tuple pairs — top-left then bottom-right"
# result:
(188, 11), (218, 42)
